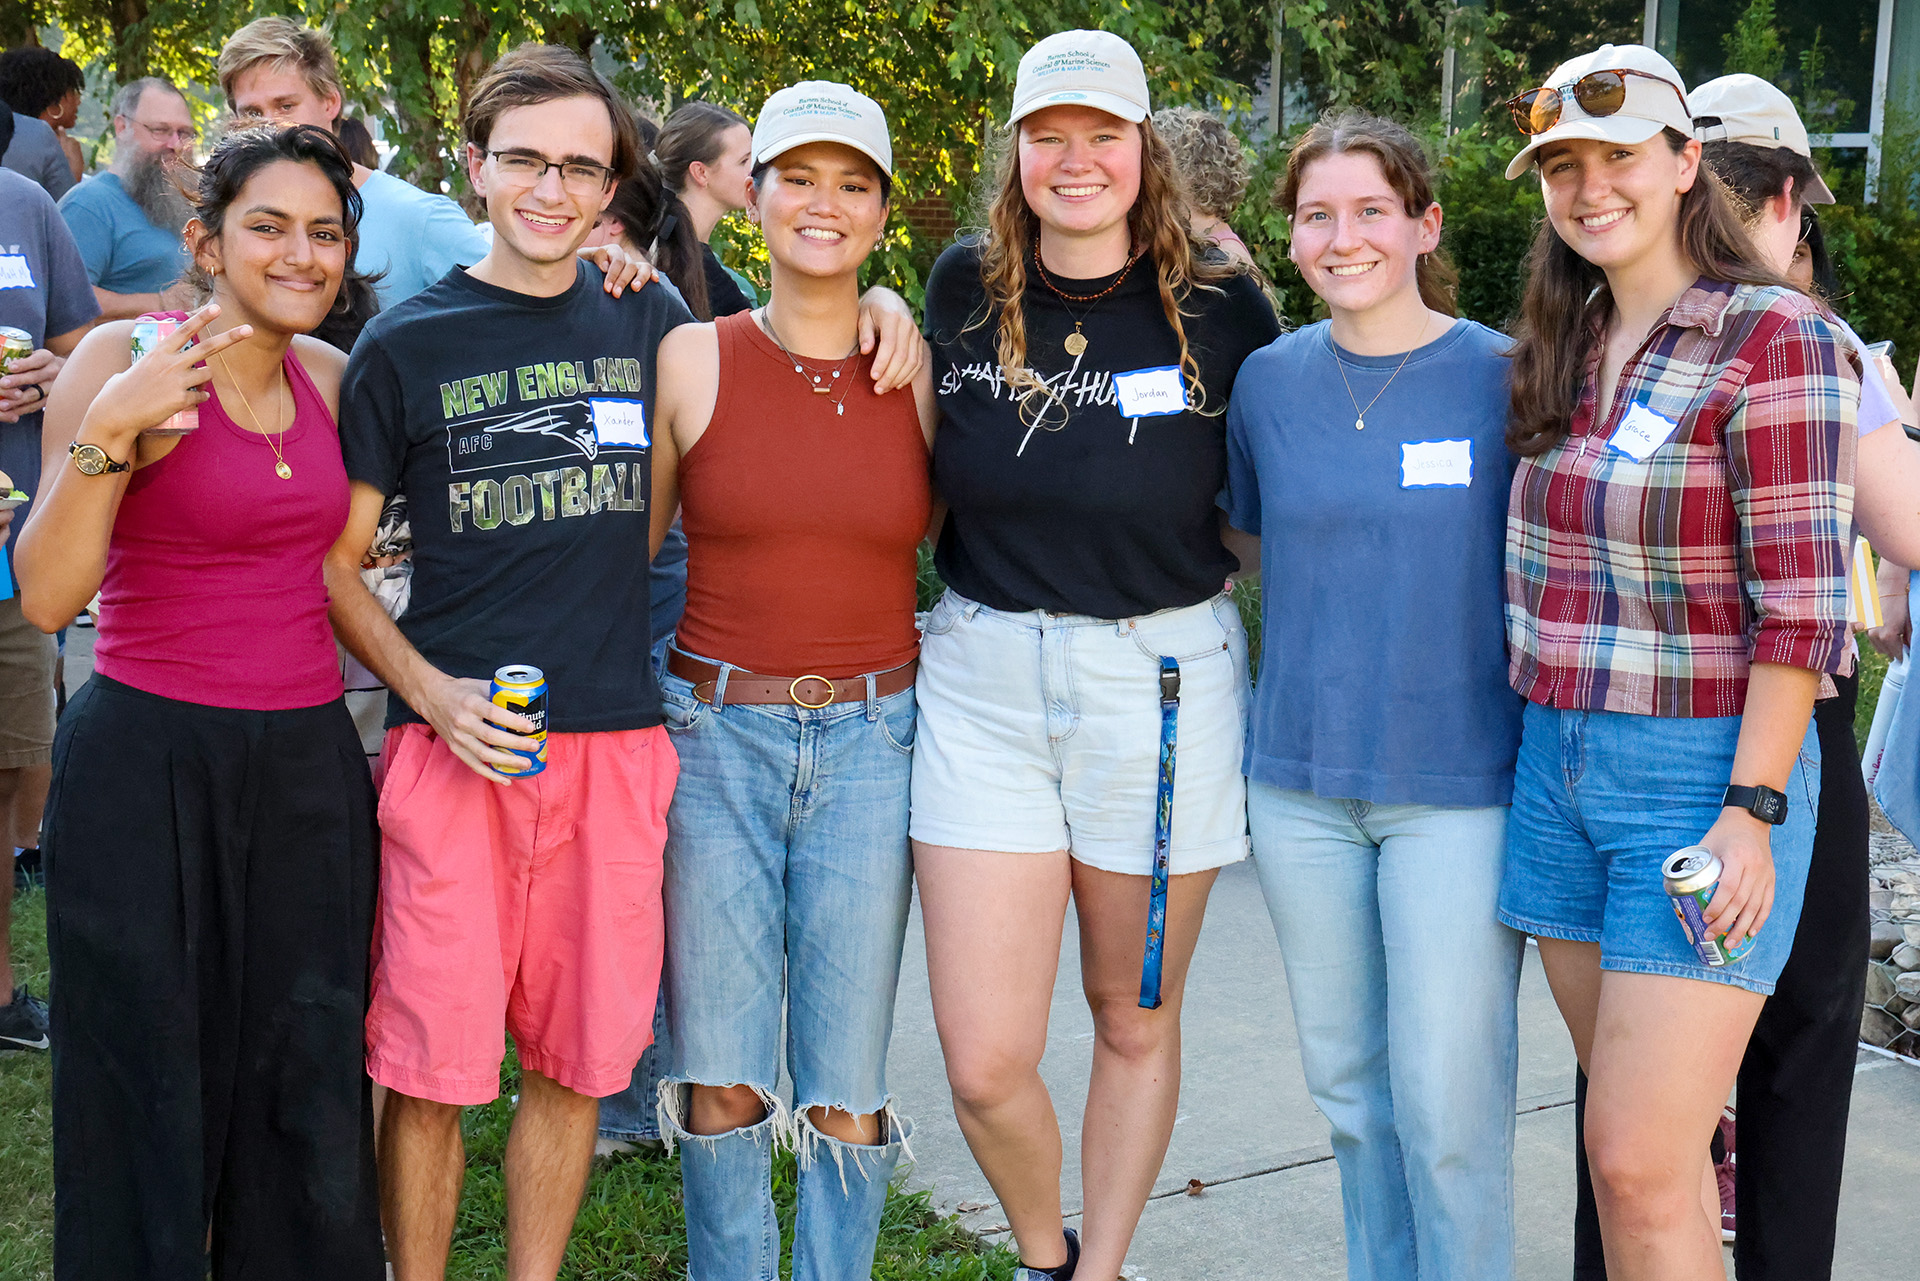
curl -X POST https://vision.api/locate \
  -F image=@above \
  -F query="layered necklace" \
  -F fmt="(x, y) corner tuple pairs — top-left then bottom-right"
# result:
(759, 307), (860, 417)
(216, 350), (293, 479)
(1031, 239), (1142, 358)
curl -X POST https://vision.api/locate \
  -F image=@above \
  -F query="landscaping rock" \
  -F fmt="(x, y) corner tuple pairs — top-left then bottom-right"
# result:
(1873, 921), (1905, 960)
(1892, 942), (1920, 971)
(1863, 1006), (1905, 1046)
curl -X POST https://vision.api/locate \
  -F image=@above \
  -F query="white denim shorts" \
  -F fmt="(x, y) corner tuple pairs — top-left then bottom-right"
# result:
(909, 589), (1251, 876)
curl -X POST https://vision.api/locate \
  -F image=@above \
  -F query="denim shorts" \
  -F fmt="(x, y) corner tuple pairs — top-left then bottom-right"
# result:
(1498, 702), (1820, 995)
(658, 651), (914, 1119)
(908, 589), (1250, 875)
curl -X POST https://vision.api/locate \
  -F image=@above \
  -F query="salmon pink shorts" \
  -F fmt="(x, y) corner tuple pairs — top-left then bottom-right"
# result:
(366, 723), (678, 1104)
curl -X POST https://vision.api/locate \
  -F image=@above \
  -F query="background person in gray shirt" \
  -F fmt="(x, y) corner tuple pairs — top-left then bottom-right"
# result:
(0, 47), (85, 191)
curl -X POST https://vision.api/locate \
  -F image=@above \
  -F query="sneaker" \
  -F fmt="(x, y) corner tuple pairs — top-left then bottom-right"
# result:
(1714, 1107), (1736, 1244)
(1015, 1227), (1080, 1281)
(0, 985), (50, 1052)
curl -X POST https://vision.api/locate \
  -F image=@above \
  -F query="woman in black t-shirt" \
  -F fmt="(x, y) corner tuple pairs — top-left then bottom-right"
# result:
(912, 29), (1279, 1281)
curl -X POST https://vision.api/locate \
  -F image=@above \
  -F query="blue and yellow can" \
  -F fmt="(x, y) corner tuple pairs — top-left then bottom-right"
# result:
(489, 664), (548, 776)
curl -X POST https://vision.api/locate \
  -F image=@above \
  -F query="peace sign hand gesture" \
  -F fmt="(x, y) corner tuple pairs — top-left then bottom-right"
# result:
(78, 305), (254, 453)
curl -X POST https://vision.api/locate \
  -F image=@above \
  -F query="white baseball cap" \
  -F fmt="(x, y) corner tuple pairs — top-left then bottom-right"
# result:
(1691, 74), (1836, 204)
(1505, 44), (1693, 180)
(752, 80), (892, 178)
(1008, 29), (1150, 127)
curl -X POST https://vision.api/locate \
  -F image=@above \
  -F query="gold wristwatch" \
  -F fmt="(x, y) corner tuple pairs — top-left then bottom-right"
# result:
(69, 442), (130, 476)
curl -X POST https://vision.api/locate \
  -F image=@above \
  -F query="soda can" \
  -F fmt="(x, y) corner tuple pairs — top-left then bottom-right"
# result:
(1663, 846), (1756, 967)
(130, 315), (200, 436)
(0, 326), (32, 378)
(489, 664), (549, 776)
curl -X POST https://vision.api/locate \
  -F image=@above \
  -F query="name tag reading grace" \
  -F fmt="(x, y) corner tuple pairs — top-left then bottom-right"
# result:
(1609, 402), (1680, 462)
(1113, 366), (1187, 419)
(1400, 438), (1473, 488)
(0, 256), (33, 290)
(590, 398), (649, 448)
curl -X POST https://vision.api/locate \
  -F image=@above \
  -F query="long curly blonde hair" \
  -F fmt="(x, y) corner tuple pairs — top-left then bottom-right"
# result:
(971, 112), (1238, 426)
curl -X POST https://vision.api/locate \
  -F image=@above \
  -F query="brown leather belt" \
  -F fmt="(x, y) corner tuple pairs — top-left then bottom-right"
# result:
(666, 648), (918, 708)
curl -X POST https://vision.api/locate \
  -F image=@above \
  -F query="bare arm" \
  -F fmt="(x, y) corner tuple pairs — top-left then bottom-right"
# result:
(1221, 514), (1260, 582)
(1698, 662), (1820, 947)
(1869, 552), (1911, 658)
(1855, 354), (1920, 565)
(323, 481), (538, 783)
(857, 287), (927, 395)
(90, 282), (194, 323)
(16, 305), (252, 630)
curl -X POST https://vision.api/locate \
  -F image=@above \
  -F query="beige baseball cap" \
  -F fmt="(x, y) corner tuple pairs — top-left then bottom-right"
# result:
(752, 80), (892, 177)
(1009, 29), (1150, 127)
(1691, 74), (1836, 204)
(1505, 43), (1693, 180)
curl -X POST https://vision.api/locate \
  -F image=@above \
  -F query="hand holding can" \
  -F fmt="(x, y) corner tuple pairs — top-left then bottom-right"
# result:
(80, 305), (250, 451)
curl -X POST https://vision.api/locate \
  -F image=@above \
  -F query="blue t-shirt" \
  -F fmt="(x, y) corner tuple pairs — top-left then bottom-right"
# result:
(1224, 317), (1523, 807)
(56, 171), (189, 293)
(2, 114), (74, 200)
(355, 169), (491, 310)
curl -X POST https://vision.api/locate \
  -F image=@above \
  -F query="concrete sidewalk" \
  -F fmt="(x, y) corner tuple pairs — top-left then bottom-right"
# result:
(886, 858), (1920, 1280)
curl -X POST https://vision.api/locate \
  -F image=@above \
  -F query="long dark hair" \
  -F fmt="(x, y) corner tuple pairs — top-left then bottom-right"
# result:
(603, 111), (712, 319)
(1507, 129), (1795, 455)
(184, 122), (376, 348)
(1276, 109), (1459, 316)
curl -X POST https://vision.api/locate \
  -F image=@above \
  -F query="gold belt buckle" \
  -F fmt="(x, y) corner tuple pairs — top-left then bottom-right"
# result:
(789, 675), (836, 709)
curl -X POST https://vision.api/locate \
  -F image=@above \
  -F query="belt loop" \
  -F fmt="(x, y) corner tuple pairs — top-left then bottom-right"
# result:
(713, 663), (731, 710)
(865, 672), (879, 719)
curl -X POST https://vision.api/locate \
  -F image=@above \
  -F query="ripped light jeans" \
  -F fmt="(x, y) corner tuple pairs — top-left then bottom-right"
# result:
(657, 655), (915, 1281)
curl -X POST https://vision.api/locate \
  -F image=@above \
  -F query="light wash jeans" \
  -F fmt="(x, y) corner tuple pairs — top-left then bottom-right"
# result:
(1248, 781), (1523, 1281)
(655, 653), (915, 1281)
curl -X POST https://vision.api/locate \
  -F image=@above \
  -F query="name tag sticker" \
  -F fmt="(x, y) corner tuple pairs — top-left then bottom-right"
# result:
(590, 398), (649, 448)
(1610, 402), (1680, 462)
(1400, 438), (1473, 488)
(0, 255), (33, 289)
(1113, 365), (1187, 419)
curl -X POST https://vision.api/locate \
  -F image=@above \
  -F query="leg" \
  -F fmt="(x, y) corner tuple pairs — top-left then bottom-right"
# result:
(1374, 805), (1524, 1281)
(1247, 786), (1411, 1281)
(1071, 861), (1217, 1281)
(916, 841), (1072, 1270)
(379, 1091), (465, 1281)
(1734, 682), (1867, 1279)
(1584, 974), (1761, 1281)
(503, 1067), (601, 1281)
(0, 763), (48, 996)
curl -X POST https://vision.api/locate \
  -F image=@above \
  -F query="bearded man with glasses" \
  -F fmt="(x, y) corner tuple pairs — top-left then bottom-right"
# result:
(55, 77), (198, 319)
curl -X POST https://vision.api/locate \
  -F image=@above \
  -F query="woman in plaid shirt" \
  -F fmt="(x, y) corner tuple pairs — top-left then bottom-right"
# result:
(1494, 44), (1859, 1280)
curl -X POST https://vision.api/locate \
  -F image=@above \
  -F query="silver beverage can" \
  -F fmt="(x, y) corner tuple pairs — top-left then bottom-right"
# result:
(1662, 846), (1756, 967)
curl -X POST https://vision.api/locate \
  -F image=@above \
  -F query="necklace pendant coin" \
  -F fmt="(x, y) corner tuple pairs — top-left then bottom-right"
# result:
(1064, 331), (1088, 357)
(275, 460), (293, 480)
(1355, 417), (1365, 431)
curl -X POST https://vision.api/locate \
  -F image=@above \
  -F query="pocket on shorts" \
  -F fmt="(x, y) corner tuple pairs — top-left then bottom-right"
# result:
(919, 590), (971, 638)
(876, 690), (917, 754)
(375, 727), (437, 826)
(660, 671), (707, 734)
(1125, 596), (1235, 664)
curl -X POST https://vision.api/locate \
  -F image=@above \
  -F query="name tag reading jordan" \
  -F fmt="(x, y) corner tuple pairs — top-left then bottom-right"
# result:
(1609, 402), (1680, 462)
(0, 256), (33, 289)
(1400, 438), (1473, 488)
(1113, 366), (1187, 419)
(590, 398), (649, 448)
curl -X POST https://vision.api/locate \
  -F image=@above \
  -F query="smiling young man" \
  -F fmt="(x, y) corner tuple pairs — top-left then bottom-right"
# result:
(324, 44), (690, 1281)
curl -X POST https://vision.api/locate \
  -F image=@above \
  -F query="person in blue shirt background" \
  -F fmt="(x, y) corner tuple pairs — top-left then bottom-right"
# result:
(56, 77), (197, 319)
(1224, 110), (1525, 1281)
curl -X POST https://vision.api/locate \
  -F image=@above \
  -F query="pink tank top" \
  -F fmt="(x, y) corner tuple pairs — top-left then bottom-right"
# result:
(93, 343), (348, 709)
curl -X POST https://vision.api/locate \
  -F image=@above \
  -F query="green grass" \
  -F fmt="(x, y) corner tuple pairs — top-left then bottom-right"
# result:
(0, 887), (1015, 1281)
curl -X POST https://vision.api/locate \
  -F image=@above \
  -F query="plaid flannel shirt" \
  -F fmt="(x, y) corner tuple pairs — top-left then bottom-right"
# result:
(1505, 279), (1859, 718)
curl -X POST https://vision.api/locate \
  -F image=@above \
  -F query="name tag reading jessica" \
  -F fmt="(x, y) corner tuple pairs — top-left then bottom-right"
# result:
(0, 256), (33, 289)
(1113, 366), (1187, 419)
(590, 398), (649, 448)
(1400, 438), (1473, 488)
(1610, 402), (1680, 462)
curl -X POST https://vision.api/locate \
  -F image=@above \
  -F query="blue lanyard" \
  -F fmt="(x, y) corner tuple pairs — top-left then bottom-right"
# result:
(1139, 656), (1180, 1010)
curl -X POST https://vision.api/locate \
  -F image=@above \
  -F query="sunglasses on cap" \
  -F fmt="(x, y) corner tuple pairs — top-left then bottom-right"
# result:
(1507, 68), (1688, 136)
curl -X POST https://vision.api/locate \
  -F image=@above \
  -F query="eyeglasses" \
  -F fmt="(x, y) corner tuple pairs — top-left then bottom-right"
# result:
(131, 119), (198, 145)
(484, 148), (615, 194)
(1507, 69), (1687, 136)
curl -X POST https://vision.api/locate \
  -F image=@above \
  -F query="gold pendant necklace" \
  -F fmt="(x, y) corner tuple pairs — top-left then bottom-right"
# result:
(1335, 314), (1432, 431)
(216, 350), (293, 478)
(1032, 240), (1141, 360)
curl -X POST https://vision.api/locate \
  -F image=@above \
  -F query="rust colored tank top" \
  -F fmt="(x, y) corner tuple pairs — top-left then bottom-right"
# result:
(673, 310), (931, 677)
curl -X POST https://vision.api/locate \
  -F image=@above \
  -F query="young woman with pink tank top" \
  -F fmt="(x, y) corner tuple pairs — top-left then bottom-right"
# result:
(645, 82), (936, 1281)
(15, 125), (385, 1279)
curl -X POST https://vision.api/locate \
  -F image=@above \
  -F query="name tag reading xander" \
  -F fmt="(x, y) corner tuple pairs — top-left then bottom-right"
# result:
(590, 398), (649, 448)
(1113, 366), (1187, 419)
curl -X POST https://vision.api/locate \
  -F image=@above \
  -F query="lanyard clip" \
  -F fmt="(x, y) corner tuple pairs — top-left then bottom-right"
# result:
(1159, 658), (1181, 706)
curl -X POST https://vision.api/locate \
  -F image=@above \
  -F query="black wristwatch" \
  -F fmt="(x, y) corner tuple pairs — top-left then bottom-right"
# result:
(1723, 783), (1789, 825)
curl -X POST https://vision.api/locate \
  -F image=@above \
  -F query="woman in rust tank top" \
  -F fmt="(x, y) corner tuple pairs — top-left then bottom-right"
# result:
(645, 81), (936, 1281)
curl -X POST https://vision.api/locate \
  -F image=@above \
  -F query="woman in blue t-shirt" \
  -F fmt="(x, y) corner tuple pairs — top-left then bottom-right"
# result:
(1223, 111), (1526, 1281)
